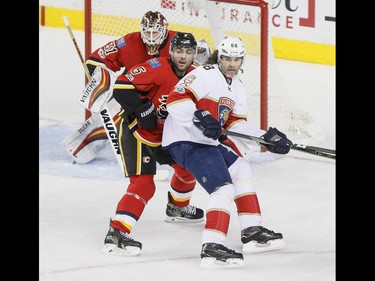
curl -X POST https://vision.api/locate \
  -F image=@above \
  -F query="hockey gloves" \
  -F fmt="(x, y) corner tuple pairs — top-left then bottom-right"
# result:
(193, 109), (222, 140)
(261, 127), (292, 154)
(135, 99), (158, 129)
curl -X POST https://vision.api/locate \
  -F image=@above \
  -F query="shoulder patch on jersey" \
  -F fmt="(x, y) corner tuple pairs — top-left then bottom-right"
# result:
(174, 86), (185, 94)
(116, 37), (126, 48)
(181, 75), (196, 87)
(147, 58), (161, 68)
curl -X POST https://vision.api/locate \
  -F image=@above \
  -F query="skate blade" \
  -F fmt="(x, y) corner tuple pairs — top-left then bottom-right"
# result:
(164, 216), (204, 223)
(102, 243), (141, 256)
(200, 257), (244, 269)
(243, 239), (285, 254)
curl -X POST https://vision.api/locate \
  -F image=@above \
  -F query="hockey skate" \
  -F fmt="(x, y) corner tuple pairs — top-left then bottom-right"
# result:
(165, 191), (204, 223)
(102, 223), (142, 256)
(241, 226), (285, 253)
(200, 243), (244, 268)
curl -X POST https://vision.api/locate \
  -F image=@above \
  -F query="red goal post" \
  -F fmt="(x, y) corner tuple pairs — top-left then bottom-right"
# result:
(84, 0), (325, 145)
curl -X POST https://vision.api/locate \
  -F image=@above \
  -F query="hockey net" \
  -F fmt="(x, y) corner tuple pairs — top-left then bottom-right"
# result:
(84, 0), (324, 145)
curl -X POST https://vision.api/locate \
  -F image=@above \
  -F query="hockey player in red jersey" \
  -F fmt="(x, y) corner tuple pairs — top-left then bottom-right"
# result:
(63, 11), (212, 166)
(86, 11), (176, 74)
(66, 11), (207, 224)
(102, 32), (203, 256)
(71, 10), (177, 162)
(162, 36), (292, 268)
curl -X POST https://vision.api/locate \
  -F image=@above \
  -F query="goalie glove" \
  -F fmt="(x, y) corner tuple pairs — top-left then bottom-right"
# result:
(79, 66), (117, 113)
(135, 99), (158, 130)
(192, 109), (222, 140)
(261, 127), (292, 154)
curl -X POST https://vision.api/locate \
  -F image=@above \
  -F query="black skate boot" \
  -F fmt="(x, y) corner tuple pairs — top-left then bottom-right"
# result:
(200, 243), (244, 268)
(102, 221), (142, 256)
(165, 191), (204, 223)
(241, 226), (285, 253)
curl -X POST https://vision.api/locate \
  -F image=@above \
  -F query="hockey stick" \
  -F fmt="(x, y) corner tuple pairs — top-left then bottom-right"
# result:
(223, 130), (336, 160)
(61, 16), (169, 180)
(62, 16), (123, 167)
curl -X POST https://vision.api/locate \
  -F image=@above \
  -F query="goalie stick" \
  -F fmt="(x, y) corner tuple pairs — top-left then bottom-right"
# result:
(61, 16), (169, 181)
(223, 130), (336, 160)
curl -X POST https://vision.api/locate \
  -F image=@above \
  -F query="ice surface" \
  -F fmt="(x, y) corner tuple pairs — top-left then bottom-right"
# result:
(39, 26), (335, 281)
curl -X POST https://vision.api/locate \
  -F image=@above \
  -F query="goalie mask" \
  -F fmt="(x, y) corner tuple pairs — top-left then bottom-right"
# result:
(195, 39), (212, 65)
(140, 11), (169, 55)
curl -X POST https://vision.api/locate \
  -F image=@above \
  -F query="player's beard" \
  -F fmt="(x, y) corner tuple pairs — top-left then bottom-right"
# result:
(172, 59), (192, 77)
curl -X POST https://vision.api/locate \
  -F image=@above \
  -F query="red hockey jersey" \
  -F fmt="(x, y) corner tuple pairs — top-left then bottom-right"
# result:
(86, 30), (177, 73)
(114, 57), (196, 146)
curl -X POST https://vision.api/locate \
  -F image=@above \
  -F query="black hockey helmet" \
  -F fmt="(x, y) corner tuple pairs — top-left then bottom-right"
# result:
(169, 32), (197, 53)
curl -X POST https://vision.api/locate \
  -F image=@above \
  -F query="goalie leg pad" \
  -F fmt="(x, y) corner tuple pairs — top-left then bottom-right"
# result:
(61, 99), (121, 164)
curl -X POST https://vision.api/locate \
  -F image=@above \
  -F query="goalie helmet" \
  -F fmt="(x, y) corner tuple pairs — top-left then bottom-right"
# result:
(217, 36), (246, 59)
(169, 32), (197, 54)
(195, 39), (212, 64)
(140, 11), (169, 55)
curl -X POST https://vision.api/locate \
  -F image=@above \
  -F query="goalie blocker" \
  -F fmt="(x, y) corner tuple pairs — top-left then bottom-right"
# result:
(79, 66), (117, 113)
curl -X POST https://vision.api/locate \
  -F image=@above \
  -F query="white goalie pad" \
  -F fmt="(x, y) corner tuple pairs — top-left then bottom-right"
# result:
(61, 99), (121, 164)
(79, 66), (118, 113)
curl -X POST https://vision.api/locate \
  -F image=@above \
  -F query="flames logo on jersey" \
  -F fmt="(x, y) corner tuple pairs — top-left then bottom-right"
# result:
(156, 95), (168, 120)
(218, 97), (235, 125)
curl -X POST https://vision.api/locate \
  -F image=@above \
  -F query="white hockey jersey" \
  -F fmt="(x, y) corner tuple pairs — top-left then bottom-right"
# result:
(162, 64), (265, 148)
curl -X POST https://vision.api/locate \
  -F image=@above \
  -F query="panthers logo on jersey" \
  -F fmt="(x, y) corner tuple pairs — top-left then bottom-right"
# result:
(218, 97), (235, 125)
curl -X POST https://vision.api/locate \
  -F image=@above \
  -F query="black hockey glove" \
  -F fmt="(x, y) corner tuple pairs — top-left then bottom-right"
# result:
(135, 99), (157, 130)
(193, 109), (222, 140)
(261, 127), (292, 154)
(218, 134), (228, 142)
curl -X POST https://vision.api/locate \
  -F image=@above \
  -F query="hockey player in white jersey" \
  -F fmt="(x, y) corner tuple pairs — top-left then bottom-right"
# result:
(162, 36), (292, 268)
